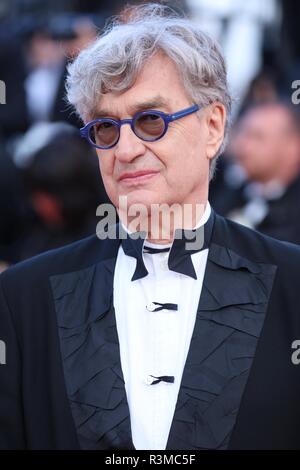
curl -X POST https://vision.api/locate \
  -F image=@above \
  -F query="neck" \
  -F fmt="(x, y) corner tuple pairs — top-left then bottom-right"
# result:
(119, 200), (209, 244)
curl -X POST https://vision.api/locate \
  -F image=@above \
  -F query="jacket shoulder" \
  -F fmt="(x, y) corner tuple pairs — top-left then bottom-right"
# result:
(0, 231), (119, 288)
(214, 213), (300, 266)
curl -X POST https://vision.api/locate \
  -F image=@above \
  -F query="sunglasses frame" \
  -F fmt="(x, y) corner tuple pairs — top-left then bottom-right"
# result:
(80, 104), (200, 149)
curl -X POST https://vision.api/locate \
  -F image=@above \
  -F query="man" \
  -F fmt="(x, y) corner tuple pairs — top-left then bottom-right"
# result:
(225, 102), (300, 244)
(1, 4), (300, 450)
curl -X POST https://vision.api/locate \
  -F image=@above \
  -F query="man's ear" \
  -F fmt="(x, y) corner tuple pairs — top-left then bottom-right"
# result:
(205, 103), (226, 160)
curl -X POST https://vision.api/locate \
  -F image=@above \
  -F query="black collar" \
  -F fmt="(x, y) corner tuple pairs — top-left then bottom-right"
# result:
(121, 210), (215, 281)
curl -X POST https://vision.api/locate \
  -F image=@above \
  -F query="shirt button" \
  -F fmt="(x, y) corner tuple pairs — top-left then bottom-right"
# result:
(146, 302), (156, 312)
(145, 375), (155, 385)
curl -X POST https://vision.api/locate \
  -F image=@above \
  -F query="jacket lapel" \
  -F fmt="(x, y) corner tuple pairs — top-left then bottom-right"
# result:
(50, 248), (134, 450)
(167, 237), (277, 449)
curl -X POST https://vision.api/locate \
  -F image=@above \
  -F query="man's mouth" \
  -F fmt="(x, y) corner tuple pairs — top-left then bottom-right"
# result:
(118, 170), (160, 184)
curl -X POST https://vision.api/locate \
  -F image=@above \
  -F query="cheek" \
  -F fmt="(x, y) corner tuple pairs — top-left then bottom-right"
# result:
(168, 123), (206, 161)
(97, 151), (114, 175)
(158, 134), (199, 171)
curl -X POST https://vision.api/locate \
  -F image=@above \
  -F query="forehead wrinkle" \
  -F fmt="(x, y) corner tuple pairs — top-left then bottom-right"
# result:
(93, 95), (172, 119)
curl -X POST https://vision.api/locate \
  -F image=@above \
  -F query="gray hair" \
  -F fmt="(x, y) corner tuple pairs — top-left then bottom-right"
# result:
(66, 3), (232, 178)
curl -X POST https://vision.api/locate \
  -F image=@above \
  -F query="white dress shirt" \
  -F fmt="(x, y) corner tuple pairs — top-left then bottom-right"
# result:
(113, 203), (211, 449)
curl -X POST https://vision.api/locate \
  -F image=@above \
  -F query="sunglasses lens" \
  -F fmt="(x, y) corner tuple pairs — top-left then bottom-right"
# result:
(89, 121), (119, 148)
(134, 113), (166, 141)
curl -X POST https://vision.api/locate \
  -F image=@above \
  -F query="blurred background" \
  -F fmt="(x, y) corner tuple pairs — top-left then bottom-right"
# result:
(1, 0), (300, 271)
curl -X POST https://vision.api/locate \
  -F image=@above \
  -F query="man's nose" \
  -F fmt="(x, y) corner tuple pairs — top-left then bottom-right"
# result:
(114, 123), (146, 162)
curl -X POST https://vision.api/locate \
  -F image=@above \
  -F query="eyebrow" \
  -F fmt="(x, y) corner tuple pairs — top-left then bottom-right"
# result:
(93, 96), (171, 119)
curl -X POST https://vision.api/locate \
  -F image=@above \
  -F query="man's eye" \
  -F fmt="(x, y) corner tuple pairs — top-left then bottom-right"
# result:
(144, 114), (160, 120)
(98, 122), (114, 129)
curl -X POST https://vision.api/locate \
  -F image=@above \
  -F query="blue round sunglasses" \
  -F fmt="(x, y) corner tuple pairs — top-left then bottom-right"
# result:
(80, 104), (200, 149)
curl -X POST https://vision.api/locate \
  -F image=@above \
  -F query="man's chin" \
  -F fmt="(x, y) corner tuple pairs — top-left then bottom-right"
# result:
(118, 190), (164, 210)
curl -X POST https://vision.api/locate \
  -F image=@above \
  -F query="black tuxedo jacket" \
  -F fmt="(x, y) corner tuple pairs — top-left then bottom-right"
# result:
(1, 212), (300, 450)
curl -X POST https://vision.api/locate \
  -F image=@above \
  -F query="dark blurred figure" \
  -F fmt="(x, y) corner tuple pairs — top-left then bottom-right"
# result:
(13, 122), (109, 261)
(209, 154), (247, 216)
(0, 12), (98, 142)
(238, 68), (282, 116)
(224, 102), (300, 244)
(0, 32), (29, 140)
(0, 140), (24, 270)
(24, 15), (98, 128)
(280, 0), (300, 84)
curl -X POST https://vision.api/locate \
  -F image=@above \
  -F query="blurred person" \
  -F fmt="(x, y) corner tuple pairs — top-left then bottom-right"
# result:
(24, 29), (66, 123)
(24, 16), (97, 127)
(280, 0), (300, 85)
(0, 140), (24, 267)
(0, 31), (29, 140)
(58, 15), (98, 59)
(227, 102), (300, 243)
(238, 69), (282, 114)
(48, 14), (98, 124)
(0, 4), (300, 451)
(187, 0), (279, 115)
(209, 153), (247, 215)
(12, 122), (109, 260)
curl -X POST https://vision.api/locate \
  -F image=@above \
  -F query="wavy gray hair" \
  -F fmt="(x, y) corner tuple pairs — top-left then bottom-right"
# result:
(66, 3), (232, 178)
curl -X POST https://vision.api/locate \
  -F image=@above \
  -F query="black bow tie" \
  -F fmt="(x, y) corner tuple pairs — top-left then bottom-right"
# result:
(121, 211), (214, 281)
